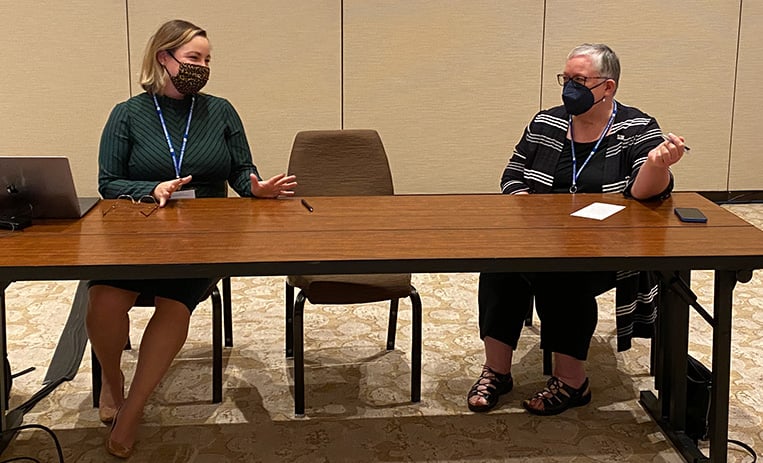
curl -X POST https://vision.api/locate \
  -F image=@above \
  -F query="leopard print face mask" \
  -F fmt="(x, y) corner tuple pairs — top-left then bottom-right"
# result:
(167, 52), (210, 95)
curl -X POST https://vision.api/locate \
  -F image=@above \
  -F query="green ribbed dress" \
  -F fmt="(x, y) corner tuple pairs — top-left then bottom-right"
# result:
(92, 92), (262, 310)
(98, 92), (261, 199)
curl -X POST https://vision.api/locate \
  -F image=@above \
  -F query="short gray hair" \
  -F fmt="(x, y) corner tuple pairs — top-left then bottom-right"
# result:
(567, 43), (621, 85)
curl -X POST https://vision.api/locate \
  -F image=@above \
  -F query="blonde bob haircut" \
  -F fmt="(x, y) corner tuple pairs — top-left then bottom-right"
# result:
(140, 19), (207, 94)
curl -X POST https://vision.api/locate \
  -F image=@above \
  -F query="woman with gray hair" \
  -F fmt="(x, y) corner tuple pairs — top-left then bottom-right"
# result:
(467, 43), (687, 416)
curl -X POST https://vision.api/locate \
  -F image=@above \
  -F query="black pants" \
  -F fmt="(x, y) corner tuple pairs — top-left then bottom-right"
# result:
(478, 271), (616, 361)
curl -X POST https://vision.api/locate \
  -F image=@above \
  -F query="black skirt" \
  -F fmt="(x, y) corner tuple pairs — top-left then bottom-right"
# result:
(88, 278), (218, 313)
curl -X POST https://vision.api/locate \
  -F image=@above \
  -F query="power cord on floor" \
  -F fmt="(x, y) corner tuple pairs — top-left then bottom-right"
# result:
(729, 438), (757, 462)
(0, 424), (64, 463)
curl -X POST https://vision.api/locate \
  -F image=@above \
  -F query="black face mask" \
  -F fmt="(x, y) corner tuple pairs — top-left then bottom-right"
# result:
(166, 52), (210, 95)
(562, 79), (607, 116)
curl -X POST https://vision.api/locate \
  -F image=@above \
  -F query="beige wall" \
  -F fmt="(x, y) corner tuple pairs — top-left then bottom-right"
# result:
(343, 1), (542, 193)
(0, 1), (128, 197)
(730, 0), (763, 191)
(0, 1), (757, 196)
(544, 1), (740, 192)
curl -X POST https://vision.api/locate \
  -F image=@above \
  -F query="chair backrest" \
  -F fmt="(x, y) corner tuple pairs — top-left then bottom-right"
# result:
(287, 129), (394, 196)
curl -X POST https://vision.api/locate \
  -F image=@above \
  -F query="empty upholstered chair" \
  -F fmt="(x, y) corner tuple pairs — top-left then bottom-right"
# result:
(284, 129), (422, 415)
(89, 277), (232, 407)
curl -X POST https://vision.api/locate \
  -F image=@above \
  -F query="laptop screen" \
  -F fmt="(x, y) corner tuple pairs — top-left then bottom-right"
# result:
(0, 156), (99, 219)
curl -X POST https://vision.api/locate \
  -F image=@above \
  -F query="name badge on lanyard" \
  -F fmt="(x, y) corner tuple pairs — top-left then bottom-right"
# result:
(171, 189), (196, 199)
(568, 101), (617, 194)
(153, 94), (195, 179)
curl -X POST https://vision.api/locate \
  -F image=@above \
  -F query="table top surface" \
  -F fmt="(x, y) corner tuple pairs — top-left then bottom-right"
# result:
(3, 192), (763, 280)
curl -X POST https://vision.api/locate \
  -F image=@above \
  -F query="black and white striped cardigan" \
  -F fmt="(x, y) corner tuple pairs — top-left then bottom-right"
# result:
(499, 101), (672, 351)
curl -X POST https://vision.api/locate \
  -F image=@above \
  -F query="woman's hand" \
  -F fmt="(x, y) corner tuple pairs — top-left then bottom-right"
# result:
(250, 173), (297, 198)
(646, 133), (686, 168)
(631, 133), (687, 199)
(152, 175), (193, 207)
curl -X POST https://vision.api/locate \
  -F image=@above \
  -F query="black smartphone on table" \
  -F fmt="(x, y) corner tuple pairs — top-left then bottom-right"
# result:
(674, 207), (707, 223)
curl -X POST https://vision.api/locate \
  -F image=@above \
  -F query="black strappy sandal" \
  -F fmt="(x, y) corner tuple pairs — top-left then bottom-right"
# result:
(522, 376), (591, 416)
(467, 365), (513, 412)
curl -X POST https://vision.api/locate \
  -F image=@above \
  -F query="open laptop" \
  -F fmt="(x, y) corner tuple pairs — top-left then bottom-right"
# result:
(0, 156), (99, 219)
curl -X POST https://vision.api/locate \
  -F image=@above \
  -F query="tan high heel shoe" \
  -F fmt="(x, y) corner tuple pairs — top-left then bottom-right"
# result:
(105, 408), (133, 459)
(99, 370), (125, 424)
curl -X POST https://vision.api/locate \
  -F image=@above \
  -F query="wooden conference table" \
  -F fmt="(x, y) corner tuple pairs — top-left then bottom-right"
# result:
(2, 192), (763, 462)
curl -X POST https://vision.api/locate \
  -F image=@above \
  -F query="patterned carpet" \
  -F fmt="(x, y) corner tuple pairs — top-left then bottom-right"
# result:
(2, 204), (762, 462)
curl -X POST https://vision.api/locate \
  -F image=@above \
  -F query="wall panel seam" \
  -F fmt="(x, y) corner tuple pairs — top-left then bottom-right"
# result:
(539, 0), (547, 113)
(125, 0), (132, 98)
(340, 0), (344, 129)
(727, 0), (744, 191)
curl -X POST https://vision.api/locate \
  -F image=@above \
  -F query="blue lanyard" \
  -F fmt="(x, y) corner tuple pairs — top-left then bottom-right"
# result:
(152, 94), (195, 179)
(568, 101), (617, 193)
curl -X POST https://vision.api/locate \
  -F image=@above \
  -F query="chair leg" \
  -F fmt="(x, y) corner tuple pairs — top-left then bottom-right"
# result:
(409, 287), (422, 403)
(386, 299), (399, 350)
(524, 297), (534, 326)
(285, 281), (294, 358)
(211, 285), (223, 404)
(91, 347), (102, 408)
(294, 291), (306, 416)
(222, 277), (233, 348)
(650, 279), (662, 377)
(540, 298), (552, 375)
(528, 295), (551, 374)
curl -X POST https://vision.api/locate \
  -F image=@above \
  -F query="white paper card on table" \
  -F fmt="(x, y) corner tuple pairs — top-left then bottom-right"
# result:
(570, 202), (625, 220)
(171, 189), (196, 200)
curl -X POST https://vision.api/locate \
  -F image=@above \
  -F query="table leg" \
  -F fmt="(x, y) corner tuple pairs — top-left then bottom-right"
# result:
(643, 269), (745, 463)
(0, 281), (8, 432)
(641, 270), (707, 462)
(666, 271), (690, 431)
(708, 270), (736, 462)
(0, 281), (23, 453)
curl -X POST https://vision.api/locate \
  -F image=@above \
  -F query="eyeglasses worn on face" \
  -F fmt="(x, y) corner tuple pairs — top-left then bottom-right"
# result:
(557, 74), (611, 86)
(102, 194), (159, 217)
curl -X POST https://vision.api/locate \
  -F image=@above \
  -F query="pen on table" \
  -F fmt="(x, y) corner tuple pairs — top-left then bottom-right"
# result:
(662, 133), (691, 151)
(301, 199), (314, 213)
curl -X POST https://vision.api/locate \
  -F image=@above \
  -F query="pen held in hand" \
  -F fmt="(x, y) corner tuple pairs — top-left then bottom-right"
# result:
(662, 133), (691, 152)
(301, 199), (314, 213)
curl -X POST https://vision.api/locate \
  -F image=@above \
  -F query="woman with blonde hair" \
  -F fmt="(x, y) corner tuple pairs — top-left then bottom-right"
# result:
(87, 19), (296, 458)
